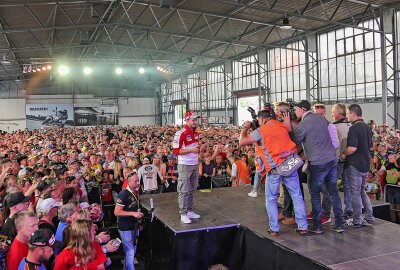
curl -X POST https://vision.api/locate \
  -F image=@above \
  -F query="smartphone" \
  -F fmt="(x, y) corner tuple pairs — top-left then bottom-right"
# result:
(112, 238), (122, 246)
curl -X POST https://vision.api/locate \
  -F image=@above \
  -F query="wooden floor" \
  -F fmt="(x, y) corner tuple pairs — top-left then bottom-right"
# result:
(141, 186), (398, 270)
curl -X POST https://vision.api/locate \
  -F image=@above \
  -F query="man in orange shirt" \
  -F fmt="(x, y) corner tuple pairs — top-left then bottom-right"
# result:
(240, 109), (307, 236)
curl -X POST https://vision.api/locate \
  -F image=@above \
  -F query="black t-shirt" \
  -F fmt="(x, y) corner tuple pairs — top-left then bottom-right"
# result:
(345, 120), (372, 173)
(116, 188), (140, 231)
(0, 216), (16, 241)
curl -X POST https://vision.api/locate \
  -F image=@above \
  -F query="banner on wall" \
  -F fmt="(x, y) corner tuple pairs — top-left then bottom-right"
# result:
(26, 104), (75, 129)
(74, 104), (118, 126)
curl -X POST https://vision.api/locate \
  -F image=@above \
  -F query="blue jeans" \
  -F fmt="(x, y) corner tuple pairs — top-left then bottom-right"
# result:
(252, 173), (261, 192)
(338, 162), (353, 216)
(308, 160), (344, 229)
(119, 229), (138, 270)
(265, 170), (308, 232)
(345, 165), (374, 224)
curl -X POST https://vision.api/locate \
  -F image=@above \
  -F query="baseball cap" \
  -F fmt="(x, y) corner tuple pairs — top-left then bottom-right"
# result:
(126, 152), (136, 158)
(184, 111), (200, 121)
(37, 198), (62, 215)
(80, 202), (90, 209)
(16, 155), (27, 164)
(37, 176), (55, 192)
(29, 228), (55, 247)
(293, 100), (311, 111)
(143, 157), (150, 163)
(6, 192), (30, 207)
(167, 154), (175, 160)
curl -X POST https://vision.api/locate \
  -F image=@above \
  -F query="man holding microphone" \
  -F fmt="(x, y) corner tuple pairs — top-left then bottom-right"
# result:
(115, 171), (143, 270)
(173, 111), (201, 224)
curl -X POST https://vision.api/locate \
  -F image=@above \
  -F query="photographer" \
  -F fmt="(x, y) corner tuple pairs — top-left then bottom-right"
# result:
(114, 171), (143, 270)
(239, 108), (308, 236)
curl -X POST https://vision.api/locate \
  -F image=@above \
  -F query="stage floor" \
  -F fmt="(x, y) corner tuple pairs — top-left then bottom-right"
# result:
(141, 186), (398, 270)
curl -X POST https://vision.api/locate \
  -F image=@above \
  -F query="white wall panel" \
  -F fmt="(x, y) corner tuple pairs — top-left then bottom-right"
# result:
(0, 99), (26, 131)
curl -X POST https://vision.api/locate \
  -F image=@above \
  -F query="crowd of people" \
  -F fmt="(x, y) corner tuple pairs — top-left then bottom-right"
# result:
(0, 99), (397, 268)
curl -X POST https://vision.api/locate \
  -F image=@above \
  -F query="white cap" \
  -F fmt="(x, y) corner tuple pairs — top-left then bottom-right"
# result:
(126, 152), (136, 158)
(37, 198), (62, 215)
(80, 202), (90, 209)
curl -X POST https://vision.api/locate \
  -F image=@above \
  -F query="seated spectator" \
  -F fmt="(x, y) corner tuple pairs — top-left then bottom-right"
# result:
(6, 211), (39, 270)
(18, 229), (55, 269)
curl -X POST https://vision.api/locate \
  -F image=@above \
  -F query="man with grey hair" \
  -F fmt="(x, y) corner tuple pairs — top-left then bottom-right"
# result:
(54, 203), (79, 255)
(6, 211), (38, 270)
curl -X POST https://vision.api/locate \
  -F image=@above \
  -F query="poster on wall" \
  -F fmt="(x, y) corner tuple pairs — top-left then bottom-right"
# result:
(26, 104), (74, 130)
(74, 105), (118, 126)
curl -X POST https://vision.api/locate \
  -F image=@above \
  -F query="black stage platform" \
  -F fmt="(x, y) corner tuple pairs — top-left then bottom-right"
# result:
(139, 186), (398, 270)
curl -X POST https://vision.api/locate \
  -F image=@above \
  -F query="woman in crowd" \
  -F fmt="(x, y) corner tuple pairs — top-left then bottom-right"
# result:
(54, 219), (107, 270)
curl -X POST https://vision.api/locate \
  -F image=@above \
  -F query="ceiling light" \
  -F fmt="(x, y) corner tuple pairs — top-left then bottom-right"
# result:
(115, 67), (122, 75)
(42, 66), (47, 71)
(281, 13), (292, 30)
(156, 66), (161, 71)
(138, 67), (145, 74)
(58, 65), (70, 76)
(83, 67), (92, 75)
(47, 65), (52, 70)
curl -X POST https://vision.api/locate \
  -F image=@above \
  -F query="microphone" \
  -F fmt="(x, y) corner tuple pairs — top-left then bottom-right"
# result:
(150, 198), (155, 222)
(150, 198), (154, 212)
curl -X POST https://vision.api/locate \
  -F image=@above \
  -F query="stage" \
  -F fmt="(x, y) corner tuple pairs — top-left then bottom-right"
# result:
(140, 186), (397, 270)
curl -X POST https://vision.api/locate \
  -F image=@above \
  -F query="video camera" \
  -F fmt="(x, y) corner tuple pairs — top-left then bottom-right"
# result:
(247, 103), (275, 130)
(285, 98), (297, 121)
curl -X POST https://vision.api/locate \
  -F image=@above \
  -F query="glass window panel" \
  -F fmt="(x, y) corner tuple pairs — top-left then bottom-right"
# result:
(346, 37), (354, 53)
(365, 32), (374, 49)
(355, 35), (364, 51)
(337, 40), (345, 55)
(355, 83), (365, 99)
(365, 82), (375, 97)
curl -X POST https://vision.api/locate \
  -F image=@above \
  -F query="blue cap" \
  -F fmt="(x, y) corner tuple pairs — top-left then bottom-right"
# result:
(167, 154), (175, 160)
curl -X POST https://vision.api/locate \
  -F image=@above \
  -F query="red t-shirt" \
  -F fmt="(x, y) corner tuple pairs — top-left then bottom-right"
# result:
(54, 241), (106, 270)
(6, 238), (28, 270)
(122, 179), (128, 190)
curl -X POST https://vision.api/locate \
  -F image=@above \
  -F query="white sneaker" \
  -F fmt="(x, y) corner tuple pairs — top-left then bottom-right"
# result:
(248, 191), (258, 198)
(187, 211), (201, 219)
(181, 214), (192, 224)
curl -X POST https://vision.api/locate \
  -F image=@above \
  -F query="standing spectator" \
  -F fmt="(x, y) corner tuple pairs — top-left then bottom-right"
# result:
(54, 219), (107, 270)
(173, 111), (201, 224)
(332, 103), (353, 219)
(17, 229), (55, 269)
(240, 109), (308, 236)
(114, 172), (144, 270)
(152, 154), (167, 193)
(1, 192), (30, 241)
(228, 155), (251, 187)
(137, 158), (162, 194)
(341, 104), (374, 227)
(293, 100), (344, 233)
(164, 154), (179, 192)
(198, 153), (215, 189)
(37, 198), (62, 234)
(6, 211), (39, 270)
